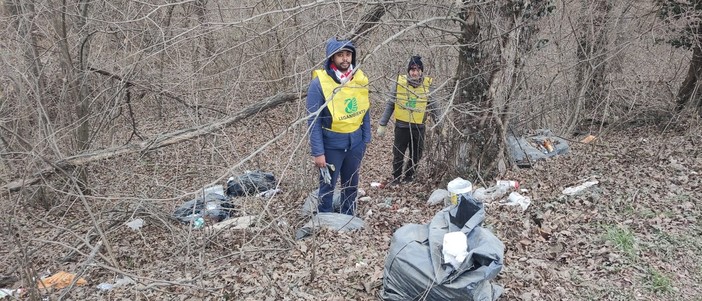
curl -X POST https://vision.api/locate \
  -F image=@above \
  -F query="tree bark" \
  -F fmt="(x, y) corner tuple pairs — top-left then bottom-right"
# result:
(675, 24), (702, 112)
(449, 3), (493, 180)
(7, 0), (47, 109)
(343, 3), (390, 45)
(444, 1), (547, 181)
(195, 0), (214, 58)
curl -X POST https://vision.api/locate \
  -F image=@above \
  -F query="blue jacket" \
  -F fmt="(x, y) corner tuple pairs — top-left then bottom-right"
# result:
(306, 38), (371, 157)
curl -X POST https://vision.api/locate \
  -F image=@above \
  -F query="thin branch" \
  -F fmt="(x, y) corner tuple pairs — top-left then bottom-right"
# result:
(2, 92), (301, 193)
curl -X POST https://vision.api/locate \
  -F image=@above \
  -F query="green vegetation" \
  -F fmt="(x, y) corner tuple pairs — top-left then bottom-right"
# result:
(645, 267), (673, 294)
(604, 225), (636, 257)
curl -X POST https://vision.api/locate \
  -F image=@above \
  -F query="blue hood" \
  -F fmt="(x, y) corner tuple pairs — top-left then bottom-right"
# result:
(325, 37), (356, 71)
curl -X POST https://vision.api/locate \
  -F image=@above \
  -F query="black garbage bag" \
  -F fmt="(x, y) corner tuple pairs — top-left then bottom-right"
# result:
(226, 171), (277, 197)
(380, 195), (504, 301)
(172, 193), (236, 223)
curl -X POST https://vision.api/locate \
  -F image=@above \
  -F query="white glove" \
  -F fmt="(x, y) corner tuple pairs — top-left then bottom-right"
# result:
(376, 125), (387, 138)
(320, 163), (335, 185)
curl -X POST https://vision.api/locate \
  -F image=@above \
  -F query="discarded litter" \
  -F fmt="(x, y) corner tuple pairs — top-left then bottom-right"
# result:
(447, 177), (472, 205)
(193, 217), (205, 229)
(256, 188), (280, 198)
(96, 283), (113, 291)
(96, 277), (134, 292)
(562, 180), (599, 196)
(501, 192), (531, 211)
(472, 180), (519, 202)
(203, 185), (224, 197)
(38, 271), (87, 289)
(125, 218), (144, 231)
(226, 170), (277, 197)
(300, 189), (341, 217)
(210, 215), (256, 230)
(172, 191), (236, 224)
(370, 182), (382, 188)
(383, 198), (393, 208)
(427, 189), (450, 206)
(442, 231), (469, 269)
(507, 129), (569, 167)
(381, 194), (504, 300)
(580, 134), (597, 144)
(0, 288), (23, 298)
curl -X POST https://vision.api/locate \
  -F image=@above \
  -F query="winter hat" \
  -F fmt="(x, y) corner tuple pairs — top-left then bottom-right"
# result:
(407, 55), (424, 72)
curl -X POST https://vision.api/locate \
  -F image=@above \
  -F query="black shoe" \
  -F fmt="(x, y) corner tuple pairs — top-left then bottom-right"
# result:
(402, 176), (414, 183)
(387, 178), (401, 187)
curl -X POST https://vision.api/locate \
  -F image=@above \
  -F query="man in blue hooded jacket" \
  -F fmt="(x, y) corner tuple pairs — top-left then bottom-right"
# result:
(306, 37), (371, 216)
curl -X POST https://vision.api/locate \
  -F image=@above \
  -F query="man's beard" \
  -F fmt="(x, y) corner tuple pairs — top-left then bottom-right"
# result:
(335, 63), (349, 72)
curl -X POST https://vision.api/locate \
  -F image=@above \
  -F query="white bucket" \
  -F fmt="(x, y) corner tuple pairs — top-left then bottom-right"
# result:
(447, 177), (473, 205)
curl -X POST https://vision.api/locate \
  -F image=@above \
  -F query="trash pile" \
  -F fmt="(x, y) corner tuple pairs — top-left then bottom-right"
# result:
(225, 170), (277, 197)
(296, 188), (367, 240)
(429, 177), (531, 211)
(172, 170), (278, 228)
(507, 129), (569, 167)
(380, 194), (505, 300)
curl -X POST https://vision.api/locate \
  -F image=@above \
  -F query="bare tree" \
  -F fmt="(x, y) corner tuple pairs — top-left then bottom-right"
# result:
(568, 0), (611, 133)
(49, 0), (93, 189)
(445, 0), (553, 181)
(658, 0), (702, 113)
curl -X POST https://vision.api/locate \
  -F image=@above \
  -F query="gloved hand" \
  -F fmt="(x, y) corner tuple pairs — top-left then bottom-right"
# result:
(320, 163), (335, 185)
(376, 125), (387, 138)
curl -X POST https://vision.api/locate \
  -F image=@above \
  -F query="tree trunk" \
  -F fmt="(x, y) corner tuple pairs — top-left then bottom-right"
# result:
(569, 0), (610, 134)
(52, 0), (92, 190)
(158, 3), (177, 119)
(675, 26), (702, 112)
(443, 1), (548, 182)
(194, 0), (214, 58)
(76, 0), (91, 152)
(7, 0), (47, 110)
(450, 4), (490, 180)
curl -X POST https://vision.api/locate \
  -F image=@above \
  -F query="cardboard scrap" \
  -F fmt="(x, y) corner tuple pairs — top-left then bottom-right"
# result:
(580, 134), (596, 144)
(210, 215), (256, 230)
(38, 271), (87, 289)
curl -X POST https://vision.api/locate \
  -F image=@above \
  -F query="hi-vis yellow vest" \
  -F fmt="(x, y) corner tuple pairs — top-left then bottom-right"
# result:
(312, 69), (369, 133)
(394, 75), (432, 124)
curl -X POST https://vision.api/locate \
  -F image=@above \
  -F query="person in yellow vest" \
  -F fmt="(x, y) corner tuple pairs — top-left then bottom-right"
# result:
(306, 37), (371, 215)
(377, 55), (440, 185)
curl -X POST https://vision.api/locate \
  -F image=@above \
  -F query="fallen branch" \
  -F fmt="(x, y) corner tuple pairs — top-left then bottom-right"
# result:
(2, 92), (302, 193)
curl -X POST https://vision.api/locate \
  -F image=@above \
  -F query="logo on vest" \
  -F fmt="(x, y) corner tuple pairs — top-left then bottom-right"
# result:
(344, 97), (358, 114)
(405, 97), (417, 109)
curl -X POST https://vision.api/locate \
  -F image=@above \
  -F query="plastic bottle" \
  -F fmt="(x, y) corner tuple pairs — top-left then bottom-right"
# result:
(472, 180), (519, 202)
(503, 191), (531, 211)
(496, 180), (519, 190)
(193, 217), (205, 229)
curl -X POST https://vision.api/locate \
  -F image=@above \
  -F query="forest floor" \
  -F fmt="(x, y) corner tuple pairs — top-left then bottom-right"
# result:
(3, 112), (702, 301)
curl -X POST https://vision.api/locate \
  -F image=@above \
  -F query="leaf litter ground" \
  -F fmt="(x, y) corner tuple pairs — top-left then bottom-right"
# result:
(3, 120), (701, 301)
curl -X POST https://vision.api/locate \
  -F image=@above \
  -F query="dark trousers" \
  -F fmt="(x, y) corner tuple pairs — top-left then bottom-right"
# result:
(317, 143), (366, 215)
(392, 126), (425, 181)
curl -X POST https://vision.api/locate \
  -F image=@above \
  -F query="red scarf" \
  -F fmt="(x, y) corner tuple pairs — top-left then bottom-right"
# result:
(330, 63), (355, 84)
